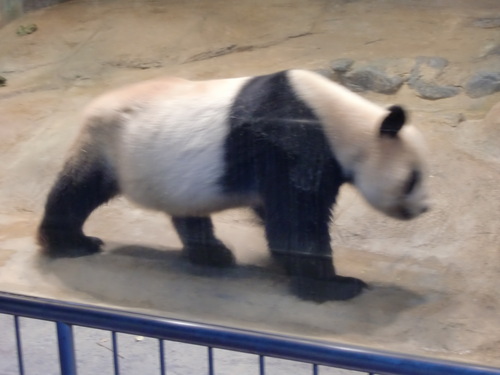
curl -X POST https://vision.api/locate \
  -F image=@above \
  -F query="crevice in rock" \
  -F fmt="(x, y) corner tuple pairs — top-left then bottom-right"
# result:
(184, 32), (314, 63)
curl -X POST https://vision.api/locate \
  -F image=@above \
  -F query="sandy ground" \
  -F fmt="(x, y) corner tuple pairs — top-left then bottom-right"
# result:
(0, 0), (499, 368)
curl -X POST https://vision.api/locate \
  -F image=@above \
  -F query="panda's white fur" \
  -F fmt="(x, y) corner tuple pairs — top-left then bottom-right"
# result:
(38, 69), (429, 301)
(79, 76), (257, 216)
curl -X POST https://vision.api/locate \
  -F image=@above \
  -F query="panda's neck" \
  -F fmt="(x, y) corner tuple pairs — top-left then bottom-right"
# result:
(288, 70), (387, 176)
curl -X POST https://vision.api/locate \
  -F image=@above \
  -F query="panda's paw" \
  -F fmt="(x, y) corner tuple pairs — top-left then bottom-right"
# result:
(42, 235), (104, 258)
(185, 243), (236, 268)
(290, 275), (368, 302)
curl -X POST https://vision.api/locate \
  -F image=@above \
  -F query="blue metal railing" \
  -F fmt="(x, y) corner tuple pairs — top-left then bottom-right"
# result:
(1, 291), (499, 375)
(13, 315), (25, 375)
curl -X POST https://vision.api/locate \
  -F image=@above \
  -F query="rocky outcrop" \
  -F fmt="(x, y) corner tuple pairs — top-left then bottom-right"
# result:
(407, 57), (460, 100)
(330, 58), (406, 95)
(327, 56), (499, 100)
(465, 72), (500, 98)
(343, 66), (404, 95)
(472, 17), (500, 29)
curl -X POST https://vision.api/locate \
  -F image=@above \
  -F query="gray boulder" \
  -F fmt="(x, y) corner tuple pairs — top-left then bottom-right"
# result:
(465, 72), (500, 98)
(410, 81), (460, 100)
(408, 56), (460, 100)
(330, 58), (355, 74)
(472, 17), (500, 29)
(344, 66), (404, 94)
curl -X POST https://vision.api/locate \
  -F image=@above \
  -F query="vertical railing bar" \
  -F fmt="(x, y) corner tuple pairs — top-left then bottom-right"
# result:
(112, 331), (120, 375)
(312, 363), (319, 375)
(159, 339), (166, 375)
(259, 355), (265, 375)
(56, 322), (77, 375)
(14, 316), (25, 375)
(208, 346), (214, 375)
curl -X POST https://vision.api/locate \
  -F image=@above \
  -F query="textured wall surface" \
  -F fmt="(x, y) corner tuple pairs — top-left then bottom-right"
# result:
(0, 0), (70, 26)
(0, 0), (499, 370)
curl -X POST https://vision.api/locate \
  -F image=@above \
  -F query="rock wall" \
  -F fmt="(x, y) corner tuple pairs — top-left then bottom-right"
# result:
(0, 0), (70, 27)
(328, 53), (500, 99)
(1, 0), (500, 367)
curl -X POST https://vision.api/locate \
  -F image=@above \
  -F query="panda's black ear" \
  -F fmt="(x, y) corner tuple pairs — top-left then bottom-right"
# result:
(380, 105), (406, 138)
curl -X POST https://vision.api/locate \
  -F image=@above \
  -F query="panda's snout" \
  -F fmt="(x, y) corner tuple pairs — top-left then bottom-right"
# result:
(398, 207), (414, 220)
(398, 203), (429, 220)
(420, 204), (430, 214)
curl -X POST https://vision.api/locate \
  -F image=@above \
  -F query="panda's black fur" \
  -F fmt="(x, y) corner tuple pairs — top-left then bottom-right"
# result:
(38, 70), (429, 302)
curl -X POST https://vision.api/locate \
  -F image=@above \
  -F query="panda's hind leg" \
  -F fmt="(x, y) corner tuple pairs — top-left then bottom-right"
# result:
(172, 216), (235, 267)
(37, 154), (119, 258)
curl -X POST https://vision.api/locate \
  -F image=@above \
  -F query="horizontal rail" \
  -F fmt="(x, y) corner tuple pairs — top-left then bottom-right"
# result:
(1, 291), (499, 375)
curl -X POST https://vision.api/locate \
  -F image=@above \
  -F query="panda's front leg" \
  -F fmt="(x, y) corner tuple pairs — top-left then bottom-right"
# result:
(264, 193), (368, 302)
(272, 252), (367, 302)
(171, 216), (235, 267)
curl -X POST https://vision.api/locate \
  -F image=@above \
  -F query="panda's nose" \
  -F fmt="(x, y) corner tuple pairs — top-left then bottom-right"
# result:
(420, 204), (430, 214)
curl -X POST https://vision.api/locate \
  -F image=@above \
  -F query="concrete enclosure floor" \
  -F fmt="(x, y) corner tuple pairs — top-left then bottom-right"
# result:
(0, 0), (499, 369)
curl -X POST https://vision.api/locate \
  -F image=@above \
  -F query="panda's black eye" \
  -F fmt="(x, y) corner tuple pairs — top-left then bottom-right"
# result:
(404, 170), (420, 196)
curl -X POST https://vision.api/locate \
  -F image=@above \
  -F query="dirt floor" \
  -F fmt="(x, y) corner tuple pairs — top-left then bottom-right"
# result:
(0, 0), (499, 368)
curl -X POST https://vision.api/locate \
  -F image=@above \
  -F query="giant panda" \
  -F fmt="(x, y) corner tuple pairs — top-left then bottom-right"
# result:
(37, 69), (429, 302)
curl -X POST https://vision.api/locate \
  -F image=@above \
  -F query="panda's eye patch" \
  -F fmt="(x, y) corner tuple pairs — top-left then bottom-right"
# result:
(404, 170), (420, 195)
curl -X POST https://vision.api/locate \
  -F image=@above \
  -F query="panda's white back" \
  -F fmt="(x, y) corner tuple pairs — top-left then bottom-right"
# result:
(82, 76), (255, 216)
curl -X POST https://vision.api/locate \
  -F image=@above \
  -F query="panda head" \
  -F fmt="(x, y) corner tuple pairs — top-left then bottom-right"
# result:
(352, 105), (430, 220)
